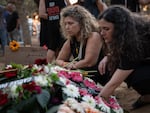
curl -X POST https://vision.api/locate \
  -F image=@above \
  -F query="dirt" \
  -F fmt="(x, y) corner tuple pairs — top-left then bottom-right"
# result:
(115, 83), (150, 113)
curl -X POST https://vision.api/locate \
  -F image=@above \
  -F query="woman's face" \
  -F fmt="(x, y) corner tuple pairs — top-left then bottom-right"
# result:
(64, 16), (81, 38)
(98, 19), (114, 44)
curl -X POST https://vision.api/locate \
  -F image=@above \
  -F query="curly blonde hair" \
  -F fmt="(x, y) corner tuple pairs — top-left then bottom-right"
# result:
(60, 5), (99, 41)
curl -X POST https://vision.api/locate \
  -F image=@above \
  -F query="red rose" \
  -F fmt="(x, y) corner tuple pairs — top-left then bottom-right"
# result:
(34, 58), (47, 65)
(22, 82), (41, 94)
(0, 91), (8, 106)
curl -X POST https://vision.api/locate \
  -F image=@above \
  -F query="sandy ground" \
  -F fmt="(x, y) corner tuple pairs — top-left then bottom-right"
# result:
(0, 36), (150, 113)
(115, 83), (150, 113)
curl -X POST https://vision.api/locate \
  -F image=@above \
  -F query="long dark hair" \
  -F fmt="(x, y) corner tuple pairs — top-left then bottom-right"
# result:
(98, 5), (142, 74)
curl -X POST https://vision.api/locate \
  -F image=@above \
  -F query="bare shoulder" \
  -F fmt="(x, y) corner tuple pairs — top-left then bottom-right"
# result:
(88, 32), (102, 41)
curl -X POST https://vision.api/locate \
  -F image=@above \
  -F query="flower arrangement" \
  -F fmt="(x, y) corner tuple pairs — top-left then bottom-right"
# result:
(0, 59), (124, 113)
(9, 40), (20, 51)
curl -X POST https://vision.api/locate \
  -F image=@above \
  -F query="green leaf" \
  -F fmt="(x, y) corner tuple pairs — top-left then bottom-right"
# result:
(50, 73), (59, 82)
(36, 90), (50, 108)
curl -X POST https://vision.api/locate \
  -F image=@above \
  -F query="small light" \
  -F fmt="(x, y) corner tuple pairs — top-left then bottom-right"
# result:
(69, 0), (78, 5)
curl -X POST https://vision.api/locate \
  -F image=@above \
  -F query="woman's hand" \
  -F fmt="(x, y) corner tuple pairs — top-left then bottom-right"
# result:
(98, 56), (108, 75)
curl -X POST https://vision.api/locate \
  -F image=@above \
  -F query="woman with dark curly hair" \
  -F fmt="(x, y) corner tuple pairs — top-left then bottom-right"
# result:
(97, 5), (150, 109)
(56, 5), (110, 84)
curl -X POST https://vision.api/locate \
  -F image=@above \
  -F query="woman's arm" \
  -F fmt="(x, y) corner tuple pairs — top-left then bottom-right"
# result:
(39, 0), (48, 19)
(96, 0), (108, 13)
(99, 69), (133, 100)
(56, 40), (71, 67)
(73, 32), (103, 69)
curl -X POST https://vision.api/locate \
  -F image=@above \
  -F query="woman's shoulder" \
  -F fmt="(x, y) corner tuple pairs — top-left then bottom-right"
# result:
(89, 32), (101, 40)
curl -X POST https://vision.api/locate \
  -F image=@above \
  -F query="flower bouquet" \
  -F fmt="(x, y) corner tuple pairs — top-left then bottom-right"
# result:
(0, 59), (124, 113)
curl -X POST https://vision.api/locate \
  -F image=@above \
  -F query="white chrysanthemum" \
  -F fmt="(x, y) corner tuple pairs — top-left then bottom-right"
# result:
(5, 65), (12, 69)
(43, 66), (49, 73)
(59, 77), (68, 85)
(34, 75), (48, 86)
(65, 98), (85, 113)
(82, 95), (96, 107)
(97, 98), (110, 113)
(9, 85), (19, 98)
(50, 66), (67, 74)
(62, 84), (80, 98)
(33, 64), (42, 71)
(113, 108), (124, 113)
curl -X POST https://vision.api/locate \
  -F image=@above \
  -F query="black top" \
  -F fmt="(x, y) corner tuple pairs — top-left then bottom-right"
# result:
(6, 11), (19, 32)
(110, 0), (140, 12)
(70, 37), (107, 84)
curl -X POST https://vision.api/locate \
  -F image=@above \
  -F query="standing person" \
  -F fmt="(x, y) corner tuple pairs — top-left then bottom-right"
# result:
(77, 0), (107, 18)
(56, 5), (110, 85)
(0, 5), (7, 55)
(39, 0), (70, 63)
(6, 3), (20, 42)
(97, 5), (150, 109)
(110, 0), (150, 12)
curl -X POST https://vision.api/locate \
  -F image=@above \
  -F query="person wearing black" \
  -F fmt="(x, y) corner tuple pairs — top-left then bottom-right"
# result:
(6, 3), (20, 42)
(77, 0), (107, 18)
(110, 0), (150, 12)
(98, 5), (150, 109)
(39, 0), (71, 63)
(56, 5), (110, 85)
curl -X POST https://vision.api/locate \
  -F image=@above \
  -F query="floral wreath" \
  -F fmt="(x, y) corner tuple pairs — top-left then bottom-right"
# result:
(0, 59), (124, 113)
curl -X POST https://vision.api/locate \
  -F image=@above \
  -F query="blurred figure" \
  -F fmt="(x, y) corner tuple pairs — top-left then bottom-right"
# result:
(32, 13), (40, 38)
(77, 0), (107, 18)
(6, 3), (20, 42)
(0, 5), (7, 55)
(39, 0), (70, 63)
(110, 0), (150, 12)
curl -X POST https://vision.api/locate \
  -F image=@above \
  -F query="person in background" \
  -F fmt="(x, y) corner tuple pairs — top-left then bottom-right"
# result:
(6, 3), (20, 42)
(56, 5), (110, 85)
(97, 5), (150, 109)
(77, 0), (107, 18)
(110, 0), (150, 12)
(0, 5), (7, 55)
(39, 0), (71, 63)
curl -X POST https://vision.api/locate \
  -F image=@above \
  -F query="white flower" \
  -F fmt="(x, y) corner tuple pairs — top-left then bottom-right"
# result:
(9, 85), (19, 98)
(34, 75), (48, 87)
(5, 65), (12, 69)
(62, 84), (80, 98)
(82, 95), (96, 107)
(50, 66), (67, 74)
(33, 64), (42, 71)
(43, 66), (49, 73)
(59, 77), (68, 85)
(65, 98), (85, 113)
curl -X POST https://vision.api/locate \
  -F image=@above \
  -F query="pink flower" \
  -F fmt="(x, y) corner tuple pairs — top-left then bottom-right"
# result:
(58, 71), (71, 79)
(70, 72), (83, 82)
(79, 88), (88, 96)
(83, 79), (97, 89)
(108, 97), (121, 109)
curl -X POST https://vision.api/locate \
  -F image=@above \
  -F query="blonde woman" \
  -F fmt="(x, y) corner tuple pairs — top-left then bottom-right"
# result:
(56, 5), (110, 85)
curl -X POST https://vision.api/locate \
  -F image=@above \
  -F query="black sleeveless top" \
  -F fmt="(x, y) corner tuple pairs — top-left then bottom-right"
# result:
(70, 38), (106, 83)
